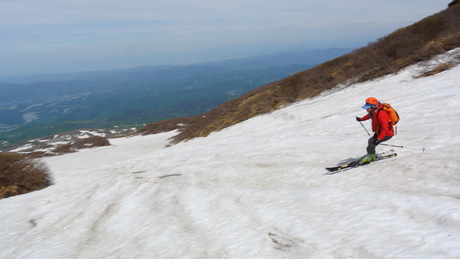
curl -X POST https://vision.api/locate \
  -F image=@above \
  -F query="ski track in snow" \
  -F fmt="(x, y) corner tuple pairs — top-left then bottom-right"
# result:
(1, 49), (460, 258)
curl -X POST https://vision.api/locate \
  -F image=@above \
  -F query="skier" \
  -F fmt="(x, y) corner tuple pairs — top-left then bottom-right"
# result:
(356, 97), (394, 163)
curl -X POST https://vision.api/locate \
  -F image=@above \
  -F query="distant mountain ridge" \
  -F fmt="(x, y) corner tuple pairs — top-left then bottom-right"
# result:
(0, 48), (352, 85)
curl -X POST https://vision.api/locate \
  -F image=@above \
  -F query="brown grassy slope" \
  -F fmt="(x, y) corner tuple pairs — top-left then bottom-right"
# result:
(140, 4), (460, 143)
(449, 0), (459, 8)
(22, 136), (111, 158)
(0, 152), (53, 199)
(137, 116), (198, 136)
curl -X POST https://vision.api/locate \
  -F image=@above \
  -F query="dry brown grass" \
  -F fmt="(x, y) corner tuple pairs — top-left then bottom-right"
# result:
(137, 116), (199, 136)
(71, 136), (110, 149)
(137, 5), (460, 144)
(51, 136), (111, 156)
(415, 62), (453, 78)
(449, 0), (459, 8)
(0, 152), (53, 199)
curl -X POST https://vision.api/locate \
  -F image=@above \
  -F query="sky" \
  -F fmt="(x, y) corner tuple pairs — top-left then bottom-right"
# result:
(1, 48), (460, 258)
(0, 0), (448, 77)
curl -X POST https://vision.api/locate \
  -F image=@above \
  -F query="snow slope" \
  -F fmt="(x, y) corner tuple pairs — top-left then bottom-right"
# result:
(1, 49), (460, 259)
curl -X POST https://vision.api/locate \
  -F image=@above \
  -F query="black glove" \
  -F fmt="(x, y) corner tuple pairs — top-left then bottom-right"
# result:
(356, 116), (362, 122)
(373, 138), (381, 145)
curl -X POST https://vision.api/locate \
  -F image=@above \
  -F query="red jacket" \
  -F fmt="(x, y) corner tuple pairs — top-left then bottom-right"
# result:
(360, 104), (395, 140)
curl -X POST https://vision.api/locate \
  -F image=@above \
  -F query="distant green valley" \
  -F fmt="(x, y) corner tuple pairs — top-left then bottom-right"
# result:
(0, 48), (352, 148)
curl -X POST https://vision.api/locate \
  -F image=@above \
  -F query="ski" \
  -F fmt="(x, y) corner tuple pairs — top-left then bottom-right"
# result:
(325, 151), (397, 172)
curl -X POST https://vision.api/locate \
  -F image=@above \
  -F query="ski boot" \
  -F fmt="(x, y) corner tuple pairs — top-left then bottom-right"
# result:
(359, 154), (377, 164)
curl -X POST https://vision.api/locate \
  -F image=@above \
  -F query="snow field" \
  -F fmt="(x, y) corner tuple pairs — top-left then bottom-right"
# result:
(0, 48), (459, 258)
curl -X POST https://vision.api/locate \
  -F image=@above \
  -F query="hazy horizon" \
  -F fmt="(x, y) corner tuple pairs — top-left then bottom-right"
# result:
(0, 1), (447, 77)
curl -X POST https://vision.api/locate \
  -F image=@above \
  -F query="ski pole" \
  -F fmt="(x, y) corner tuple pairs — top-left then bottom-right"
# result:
(358, 120), (371, 136)
(380, 143), (403, 148)
(380, 143), (425, 152)
(358, 118), (425, 152)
